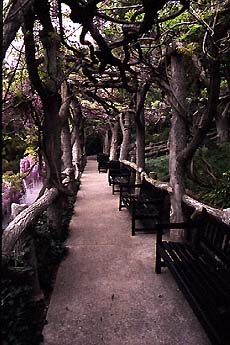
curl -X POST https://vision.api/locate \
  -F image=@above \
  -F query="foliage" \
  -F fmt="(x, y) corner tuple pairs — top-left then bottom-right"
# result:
(2, 134), (28, 173)
(186, 142), (230, 208)
(145, 143), (230, 209)
(146, 126), (170, 144)
(2, 172), (25, 217)
(201, 171), (230, 209)
(2, 155), (44, 220)
(1, 268), (43, 345)
(185, 143), (230, 192)
(185, 143), (230, 208)
(1, 188), (78, 345)
(145, 155), (169, 181)
(2, 78), (41, 175)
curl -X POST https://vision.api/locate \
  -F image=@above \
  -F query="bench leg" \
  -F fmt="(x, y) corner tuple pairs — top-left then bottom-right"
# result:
(155, 246), (162, 274)
(132, 215), (135, 236)
(119, 197), (122, 211)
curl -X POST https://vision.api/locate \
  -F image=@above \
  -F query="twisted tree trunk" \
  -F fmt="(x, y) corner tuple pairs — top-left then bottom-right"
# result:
(71, 97), (86, 174)
(169, 48), (188, 238)
(103, 129), (110, 155)
(135, 84), (150, 174)
(119, 111), (131, 160)
(109, 119), (120, 160)
(22, 1), (64, 238)
(216, 102), (230, 142)
(2, 188), (58, 265)
(61, 119), (73, 170)
(60, 81), (73, 172)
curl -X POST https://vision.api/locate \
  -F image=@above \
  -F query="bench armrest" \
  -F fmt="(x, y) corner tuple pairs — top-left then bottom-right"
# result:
(120, 183), (142, 194)
(155, 222), (191, 246)
(155, 222), (191, 231)
(135, 198), (163, 205)
(120, 183), (142, 189)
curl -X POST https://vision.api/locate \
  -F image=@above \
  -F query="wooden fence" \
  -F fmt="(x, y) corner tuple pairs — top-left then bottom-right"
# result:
(121, 159), (230, 225)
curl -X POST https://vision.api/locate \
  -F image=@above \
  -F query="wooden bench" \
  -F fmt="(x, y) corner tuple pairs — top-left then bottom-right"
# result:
(155, 211), (230, 345)
(97, 153), (109, 173)
(108, 161), (132, 195)
(119, 179), (165, 236)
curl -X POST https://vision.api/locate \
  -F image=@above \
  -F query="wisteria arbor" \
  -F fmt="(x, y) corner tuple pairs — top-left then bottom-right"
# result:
(2, 0), (230, 242)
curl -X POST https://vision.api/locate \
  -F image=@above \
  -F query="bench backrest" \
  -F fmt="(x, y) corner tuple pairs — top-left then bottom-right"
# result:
(108, 160), (121, 170)
(140, 179), (167, 201)
(108, 161), (131, 175)
(138, 179), (169, 221)
(195, 212), (230, 268)
(97, 153), (109, 163)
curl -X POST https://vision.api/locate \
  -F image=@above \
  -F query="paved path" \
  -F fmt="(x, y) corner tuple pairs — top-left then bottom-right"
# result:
(43, 158), (210, 345)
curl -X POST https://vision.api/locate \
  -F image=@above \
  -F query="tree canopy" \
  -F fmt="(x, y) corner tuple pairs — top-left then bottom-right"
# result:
(2, 0), (230, 224)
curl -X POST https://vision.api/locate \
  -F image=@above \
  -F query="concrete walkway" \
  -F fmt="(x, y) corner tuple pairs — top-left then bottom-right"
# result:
(43, 158), (210, 345)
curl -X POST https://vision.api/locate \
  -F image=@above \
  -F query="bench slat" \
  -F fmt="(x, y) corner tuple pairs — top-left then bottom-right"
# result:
(156, 215), (230, 345)
(119, 179), (165, 235)
(158, 242), (230, 344)
(171, 242), (230, 307)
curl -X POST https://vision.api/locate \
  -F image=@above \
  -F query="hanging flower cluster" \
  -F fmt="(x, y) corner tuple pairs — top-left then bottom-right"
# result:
(2, 155), (45, 219)
(2, 174), (25, 217)
(20, 155), (42, 188)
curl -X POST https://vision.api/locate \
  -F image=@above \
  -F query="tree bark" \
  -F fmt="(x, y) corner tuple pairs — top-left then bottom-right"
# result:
(178, 54), (221, 163)
(135, 84), (150, 171)
(169, 49), (188, 238)
(103, 129), (110, 155)
(2, 188), (58, 264)
(135, 108), (145, 171)
(216, 102), (230, 143)
(43, 95), (62, 187)
(43, 95), (63, 236)
(109, 120), (119, 160)
(60, 81), (73, 171)
(61, 119), (73, 170)
(71, 97), (86, 174)
(119, 111), (131, 160)
(22, 1), (63, 238)
(3, 0), (35, 59)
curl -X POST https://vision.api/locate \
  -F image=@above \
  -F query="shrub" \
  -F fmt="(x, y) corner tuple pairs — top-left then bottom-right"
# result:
(201, 171), (230, 208)
(145, 155), (169, 181)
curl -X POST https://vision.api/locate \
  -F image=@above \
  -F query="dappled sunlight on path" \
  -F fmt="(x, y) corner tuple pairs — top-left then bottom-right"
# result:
(43, 158), (210, 345)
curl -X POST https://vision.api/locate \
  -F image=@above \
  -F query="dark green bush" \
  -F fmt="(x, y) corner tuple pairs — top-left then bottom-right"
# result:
(201, 171), (230, 208)
(2, 189), (78, 344)
(1, 268), (42, 345)
(145, 155), (169, 181)
(144, 143), (230, 209)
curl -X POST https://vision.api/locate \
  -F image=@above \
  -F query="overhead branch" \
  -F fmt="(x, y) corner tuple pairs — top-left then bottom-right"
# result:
(3, 44), (25, 103)
(22, 9), (47, 100)
(179, 58), (221, 163)
(135, 82), (151, 118)
(96, 11), (138, 25)
(59, 81), (73, 123)
(157, 4), (189, 24)
(84, 90), (120, 116)
(3, 0), (35, 59)
(139, 0), (168, 35)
